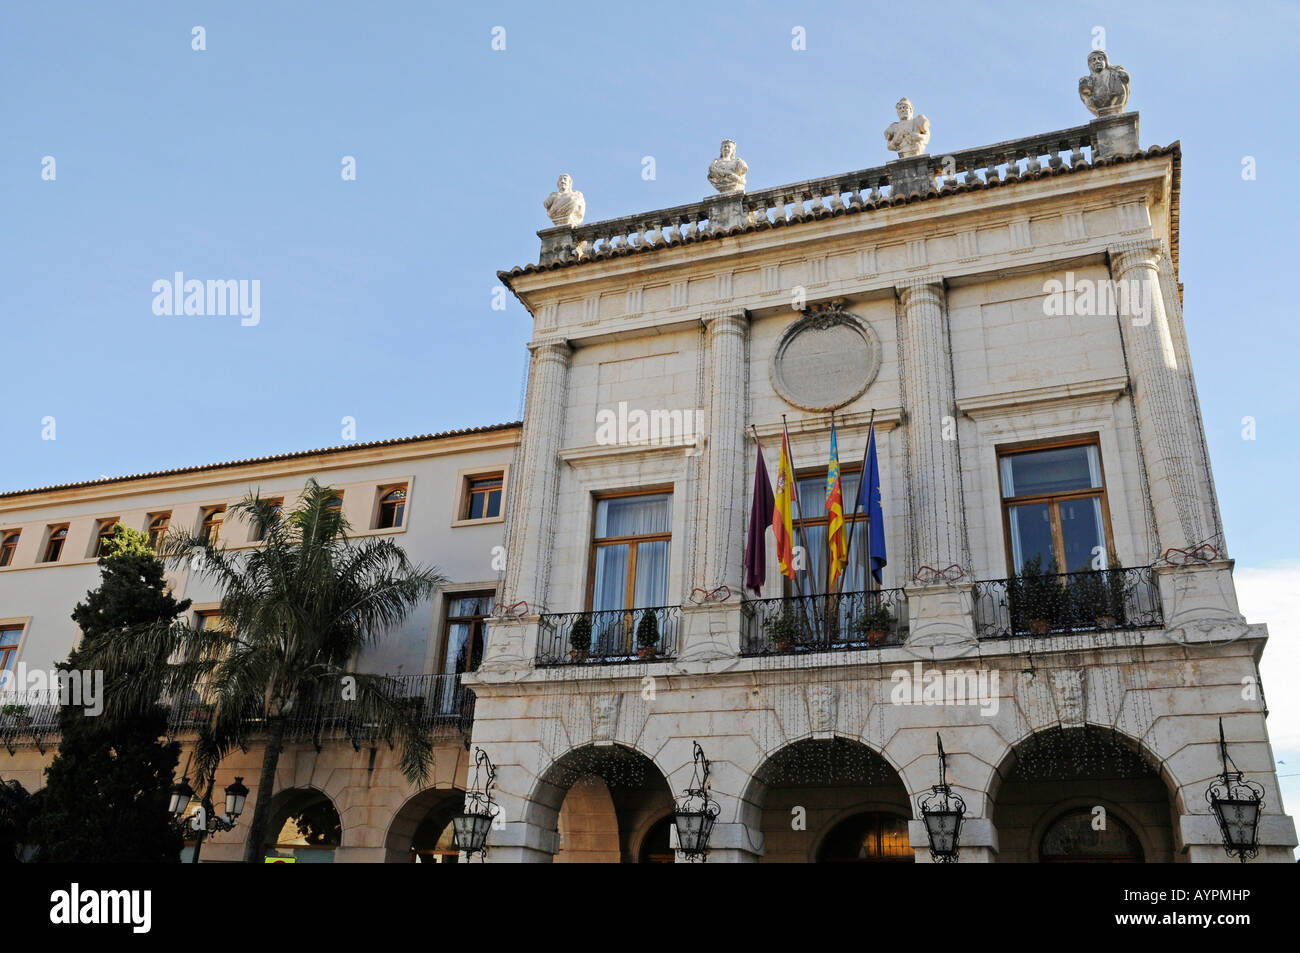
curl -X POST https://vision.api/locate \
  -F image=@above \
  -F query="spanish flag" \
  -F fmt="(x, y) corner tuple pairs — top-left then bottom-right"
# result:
(825, 421), (848, 589)
(773, 427), (796, 579)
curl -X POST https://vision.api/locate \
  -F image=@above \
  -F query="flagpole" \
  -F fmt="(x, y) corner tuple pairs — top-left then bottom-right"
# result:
(783, 415), (824, 644)
(839, 408), (877, 598)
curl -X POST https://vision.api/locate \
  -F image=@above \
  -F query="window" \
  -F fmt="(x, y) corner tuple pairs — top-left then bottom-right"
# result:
(147, 513), (170, 553)
(1040, 808), (1143, 862)
(200, 507), (225, 545)
(589, 492), (671, 612)
(324, 492), (343, 513)
(0, 531), (19, 568)
(93, 519), (120, 557)
(441, 593), (491, 685)
(999, 441), (1111, 575)
(463, 473), (503, 521)
(789, 468), (875, 596)
(253, 499), (283, 541)
(376, 485), (407, 529)
(0, 626), (22, 680)
(42, 526), (68, 563)
(816, 812), (914, 863)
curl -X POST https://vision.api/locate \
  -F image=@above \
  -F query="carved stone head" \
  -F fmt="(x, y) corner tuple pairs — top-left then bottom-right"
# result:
(896, 97), (914, 120)
(719, 139), (736, 159)
(556, 173), (572, 192)
(1087, 50), (1109, 73)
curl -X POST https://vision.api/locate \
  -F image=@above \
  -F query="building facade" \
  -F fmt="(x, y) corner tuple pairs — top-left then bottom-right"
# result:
(1, 58), (1295, 862)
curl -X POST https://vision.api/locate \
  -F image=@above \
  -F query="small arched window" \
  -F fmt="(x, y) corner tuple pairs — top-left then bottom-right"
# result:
(43, 527), (68, 563)
(148, 514), (171, 553)
(377, 486), (407, 529)
(1040, 808), (1144, 863)
(93, 519), (120, 557)
(0, 531), (19, 568)
(200, 507), (225, 545)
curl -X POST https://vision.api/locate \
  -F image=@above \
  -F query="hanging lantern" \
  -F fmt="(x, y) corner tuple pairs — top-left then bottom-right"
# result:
(917, 733), (965, 863)
(453, 747), (498, 859)
(1206, 719), (1264, 862)
(672, 741), (721, 861)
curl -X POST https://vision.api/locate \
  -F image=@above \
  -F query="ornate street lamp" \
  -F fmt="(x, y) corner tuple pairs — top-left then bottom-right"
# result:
(917, 733), (965, 863)
(170, 775), (249, 863)
(672, 741), (720, 862)
(1206, 718), (1264, 862)
(452, 747), (498, 860)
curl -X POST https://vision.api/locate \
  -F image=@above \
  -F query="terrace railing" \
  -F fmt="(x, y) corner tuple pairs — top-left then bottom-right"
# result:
(537, 605), (680, 666)
(740, 588), (908, 656)
(971, 565), (1162, 640)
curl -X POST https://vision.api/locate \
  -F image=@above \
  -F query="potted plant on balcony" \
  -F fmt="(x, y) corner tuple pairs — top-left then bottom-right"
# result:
(1013, 555), (1064, 636)
(1, 704), (30, 727)
(569, 615), (592, 662)
(765, 604), (805, 652)
(636, 610), (660, 659)
(851, 600), (895, 646)
(1098, 556), (1129, 629)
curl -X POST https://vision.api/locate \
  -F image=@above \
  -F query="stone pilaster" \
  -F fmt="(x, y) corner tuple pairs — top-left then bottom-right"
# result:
(897, 278), (968, 581)
(699, 309), (750, 595)
(501, 340), (572, 614)
(1110, 241), (1209, 555)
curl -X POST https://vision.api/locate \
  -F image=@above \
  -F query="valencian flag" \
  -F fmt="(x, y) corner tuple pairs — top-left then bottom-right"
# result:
(772, 428), (796, 579)
(745, 441), (775, 595)
(856, 423), (888, 585)
(825, 422), (848, 589)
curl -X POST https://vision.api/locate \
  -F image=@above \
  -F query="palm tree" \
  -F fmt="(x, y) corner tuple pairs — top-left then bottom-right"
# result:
(80, 479), (445, 862)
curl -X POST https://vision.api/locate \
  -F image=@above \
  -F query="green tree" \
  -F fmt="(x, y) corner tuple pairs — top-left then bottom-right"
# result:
(28, 524), (188, 862)
(0, 778), (35, 862)
(82, 481), (445, 862)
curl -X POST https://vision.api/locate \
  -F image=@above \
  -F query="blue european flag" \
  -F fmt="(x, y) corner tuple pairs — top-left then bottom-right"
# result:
(856, 424), (888, 585)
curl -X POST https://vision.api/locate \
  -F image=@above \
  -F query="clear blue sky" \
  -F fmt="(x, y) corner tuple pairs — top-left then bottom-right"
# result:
(3, 1), (1298, 570)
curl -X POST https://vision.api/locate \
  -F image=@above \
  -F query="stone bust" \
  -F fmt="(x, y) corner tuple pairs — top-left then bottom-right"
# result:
(543, 174), (586, 227)
(707, 139), (748, 194)
(884, 97), (930, 158)
(1078, 50), (1130, 116)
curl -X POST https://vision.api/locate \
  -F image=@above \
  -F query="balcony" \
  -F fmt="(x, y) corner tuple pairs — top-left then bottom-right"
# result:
(0, 674), (474, 751)
(741, 588), (908, 656)
(537, 606), (681, 665)
(971, 566), (1163, 640)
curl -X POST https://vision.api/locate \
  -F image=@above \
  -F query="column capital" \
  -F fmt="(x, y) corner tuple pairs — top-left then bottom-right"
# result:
(1108, 239), (1164, 277)
(895, 276), (946, 308)
(527, 338), (573, 363)
(700, 308), (750, 334)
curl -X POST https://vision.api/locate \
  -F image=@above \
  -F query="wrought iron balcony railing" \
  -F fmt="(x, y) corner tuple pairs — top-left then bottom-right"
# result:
(537, 605), (680, 665)
(741, 588), (908, 656)
(971, 565), (1162, 640)
(0, 674), (474, 751)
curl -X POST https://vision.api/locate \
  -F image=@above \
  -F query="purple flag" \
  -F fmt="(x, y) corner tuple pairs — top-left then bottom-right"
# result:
(745, 442), (776, 595)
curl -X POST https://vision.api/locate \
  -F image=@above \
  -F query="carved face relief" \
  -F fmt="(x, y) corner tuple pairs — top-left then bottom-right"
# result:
(807, 685), (838, 735)
(896, 98), (913, 120)
(1050, 670), (1085, 728)
(592, 694), (621, 744)
(557, 174), (572, 192)
(1088, 51), (1108, 73)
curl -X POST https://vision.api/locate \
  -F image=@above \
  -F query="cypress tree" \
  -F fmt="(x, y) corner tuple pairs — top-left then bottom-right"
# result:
(28, 524), (189, 862)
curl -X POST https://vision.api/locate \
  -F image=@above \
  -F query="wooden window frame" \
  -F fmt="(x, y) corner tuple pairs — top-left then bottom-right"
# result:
(0, 622), (26, 678)
(147, 513), (171, 553)
(42, 525), (68, 563)
(92, 518), (121, 558)
(438, 591), (494, 674)
(375, 484), (408, 531)
(200, 506), (226, 545)
(584, 488), (673, 612)
(996, 436), (1115, 577)
(0, 530), (19, 568)
(451, 466), (509, 527)
(251, 499), (283, 542)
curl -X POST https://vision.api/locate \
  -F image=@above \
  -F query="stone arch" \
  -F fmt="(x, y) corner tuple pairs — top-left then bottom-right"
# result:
(740, 737), (913, 863)
(383, 785), (465, 863)
(986, 725), (1180, 862)
(523, 742), (675, 863)
(263, 786), (343, 863)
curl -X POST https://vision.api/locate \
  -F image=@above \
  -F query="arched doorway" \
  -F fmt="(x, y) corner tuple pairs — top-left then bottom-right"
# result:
(637, 815), (676, 864)
(385, 787), (468, 863)
(1039, 807), (1144, 862)
(527, 744), (675, 863)
(989, 726), (1177, 863)
(264, 788), (342, 864)
(816, 811), (913, 862)
(745, 738), (913, 863)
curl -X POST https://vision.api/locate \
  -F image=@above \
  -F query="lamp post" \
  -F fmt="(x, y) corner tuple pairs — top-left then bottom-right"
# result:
(917, 733), (965, 863)
(1206, 718), (1264, 862)
(452, 747), (498, 861)
(672, 741), (720, 862)
(170, 775), (249, 864)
